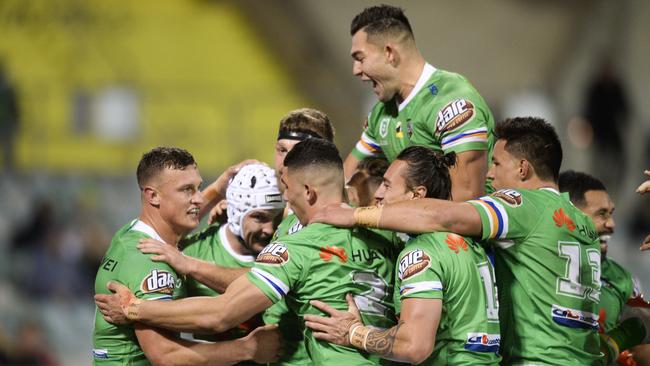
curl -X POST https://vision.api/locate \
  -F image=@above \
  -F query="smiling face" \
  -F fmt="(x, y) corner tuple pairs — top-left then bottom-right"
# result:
(154, 165), (204, 234)
(373, 160), (414, 205)
(578, 190), (615, 255)
(240, 208), (284, 255)
(350, 30), (399, 102)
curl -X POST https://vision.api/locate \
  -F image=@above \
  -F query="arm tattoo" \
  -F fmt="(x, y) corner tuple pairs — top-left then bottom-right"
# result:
(364, 320), (405, 357)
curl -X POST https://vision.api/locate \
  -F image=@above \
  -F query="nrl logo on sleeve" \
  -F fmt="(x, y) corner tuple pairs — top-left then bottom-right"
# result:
(379, 117), (390, 138)
(492, 189), (522, 207)
(398, 249), (430, 280)
(436, 99), (475, 133)
(141, 269), (176, 294)
(256, 243), (289, 265)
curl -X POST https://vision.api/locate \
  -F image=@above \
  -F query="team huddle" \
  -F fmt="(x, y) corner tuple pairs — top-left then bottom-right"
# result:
(91, 5), (650, 366)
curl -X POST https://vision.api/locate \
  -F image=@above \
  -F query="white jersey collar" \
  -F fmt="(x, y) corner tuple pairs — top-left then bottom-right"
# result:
(221, 224), (256, 262)
(398, 63), (436, 112)
(131, 219), (166, 244)
(539, 187), (560, 195)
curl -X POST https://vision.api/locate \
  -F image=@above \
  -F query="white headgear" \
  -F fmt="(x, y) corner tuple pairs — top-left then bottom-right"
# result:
(226, 164), (285, 237)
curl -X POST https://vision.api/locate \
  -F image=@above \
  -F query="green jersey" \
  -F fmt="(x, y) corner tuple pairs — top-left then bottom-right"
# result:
(93, 220), (186, 365)
(599, 257), (640, 332)
(395, 232), (501, 365)
(248, 223), (401, 366)
(265, 213), (309, 366)
(469, 188), (602, 365)
(180, 224), (262, 347)
(351, 64), (495, 191)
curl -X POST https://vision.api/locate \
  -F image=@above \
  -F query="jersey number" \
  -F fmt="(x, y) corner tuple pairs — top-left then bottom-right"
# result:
(557, 241), (601, 302)
(477, 262), (499, 321)
(351, 270), (391, 317)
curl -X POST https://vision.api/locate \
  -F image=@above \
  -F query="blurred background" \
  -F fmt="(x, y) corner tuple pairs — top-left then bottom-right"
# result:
(0, 0), (647, 364)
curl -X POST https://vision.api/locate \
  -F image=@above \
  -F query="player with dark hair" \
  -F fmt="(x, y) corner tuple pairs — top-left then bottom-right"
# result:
(314, 117), (605, 364)
(345, 4), (495, 201)
(559, 170), (650, 364)
(346, 157), (389, 207)
(304, 145), (501, 365)
(92, 147), (281, 366)
(95, 139), (402, 366)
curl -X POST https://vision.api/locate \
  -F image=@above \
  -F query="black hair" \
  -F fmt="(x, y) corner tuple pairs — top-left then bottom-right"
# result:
(396, 145), (456, 200)
(495, 117), (563, 182)
(558, 170), (607, 207)
(137, 147), (195, 188)
(350, 5), (414, 41)
(283, 139), (343, 172)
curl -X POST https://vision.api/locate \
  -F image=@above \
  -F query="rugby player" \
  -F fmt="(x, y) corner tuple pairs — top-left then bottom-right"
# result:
(92, 147), (281, 366)
(305, 145), (501, 365)
(344, 5), (496, 201)
(96, 139), (402, 365)
(346, 157), (389, 207)
(314, 117), (604, 364)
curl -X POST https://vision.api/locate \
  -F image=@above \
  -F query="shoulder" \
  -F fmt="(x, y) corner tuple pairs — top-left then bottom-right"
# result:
(182, 224), (221, 251)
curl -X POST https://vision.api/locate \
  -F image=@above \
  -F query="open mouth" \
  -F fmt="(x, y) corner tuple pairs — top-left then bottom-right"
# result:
(187, 207), (200, 218)
(599, 234), (611, 245)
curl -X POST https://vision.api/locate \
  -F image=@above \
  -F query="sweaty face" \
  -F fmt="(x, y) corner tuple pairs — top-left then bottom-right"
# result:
(274, 139), (300, 192)
(350, 30), (398, 102)
(240, 208), (284, 255)
(374, 160), (414, 205)
(155, 166), (204, 234)
(578, 190), (615, 256)
(487, 140), (523, 191)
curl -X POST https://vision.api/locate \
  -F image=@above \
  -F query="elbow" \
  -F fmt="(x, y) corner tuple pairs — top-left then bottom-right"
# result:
(197, 312), (228, 334)
(403, 341), (434, 365)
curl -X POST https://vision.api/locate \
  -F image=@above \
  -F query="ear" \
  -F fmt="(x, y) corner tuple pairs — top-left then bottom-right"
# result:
(519, 160), (533, 181)
(411, 185), (427, 199)
(305, 184), (318, 206)
(143, 186), (161, 207)
(384, 43), (399, 66)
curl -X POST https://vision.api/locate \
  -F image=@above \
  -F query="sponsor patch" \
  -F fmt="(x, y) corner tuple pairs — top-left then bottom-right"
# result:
(256, 243), (289, 265)
(465, 333), (500, 353)
(379, 117), (390, 138)
(265, 193), (283, 203)
(552, 208), (576, 232)
(436, 99), (475, 133)
(551, 304), (599, 330)
(319, 246), (348, 263)
(492, 189), (522, 207)
(406, 119), (414, 138)
(141, 269), (176, 295)
(395, 121), (404, 139)
(398, 249), (430, 280)
(445, 233), (468, 254)
(92, 349), (109, 359)
(428, 84), (438, 96)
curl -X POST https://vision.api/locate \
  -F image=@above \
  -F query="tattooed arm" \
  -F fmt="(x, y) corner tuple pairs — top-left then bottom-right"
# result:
(305, 296), (441, 364)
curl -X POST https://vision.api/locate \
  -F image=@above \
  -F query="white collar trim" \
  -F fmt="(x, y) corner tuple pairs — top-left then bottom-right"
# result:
(398, 63), (436, 112)
(220, 224), (256, 262)
(540, 187), (560, 195)
(131, 219), (166, 243)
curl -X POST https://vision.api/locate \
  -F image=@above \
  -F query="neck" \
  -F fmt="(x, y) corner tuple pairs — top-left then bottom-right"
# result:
(225, 225), (253, 256)
(396, 53), (426, 103)
(300, 193), (344, 225)
(139, 210), (184, 246)
(518, 177), (558, 191)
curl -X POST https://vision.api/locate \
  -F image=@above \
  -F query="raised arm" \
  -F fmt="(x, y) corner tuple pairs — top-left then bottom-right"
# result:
(96, 275), (272, 334)
(199, 159), (260, 218)
(449, 150), (487, 201)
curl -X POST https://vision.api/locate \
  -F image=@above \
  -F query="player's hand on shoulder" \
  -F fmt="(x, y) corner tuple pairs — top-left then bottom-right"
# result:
(640, 234), (650, 252)
(94, 281), (138, 325)
(636, 170), (650, 195)
(242, 323), (283, 364)
(138, 238), (190, 275)
(310, 203), (355, 227)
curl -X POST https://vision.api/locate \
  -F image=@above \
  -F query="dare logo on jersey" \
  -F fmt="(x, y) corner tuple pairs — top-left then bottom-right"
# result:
(552, 208), (576, 232)
(492, 189), (522, 207)
(398, 249), (430, 280)
(256, 243), (289, 265)
(141, 269), (175, 294)
(319, 246), (348, 263)
(436, 99), (475, 133)
(446, 233), (468, 254)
